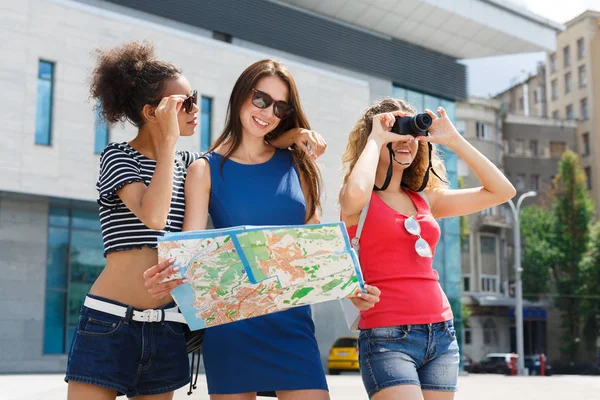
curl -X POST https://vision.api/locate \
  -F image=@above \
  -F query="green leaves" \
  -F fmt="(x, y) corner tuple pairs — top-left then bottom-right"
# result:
(520, 207), (555, 301)
(578, 222), (600, 342)
(521, 150), (595, 361)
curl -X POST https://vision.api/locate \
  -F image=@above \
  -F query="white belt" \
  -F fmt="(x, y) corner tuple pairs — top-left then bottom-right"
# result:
(84, 296), (187, 324)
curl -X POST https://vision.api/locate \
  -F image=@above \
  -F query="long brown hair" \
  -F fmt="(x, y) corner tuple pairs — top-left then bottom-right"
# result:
(342, 98), (448, 191)
(209, 59), (322, 219)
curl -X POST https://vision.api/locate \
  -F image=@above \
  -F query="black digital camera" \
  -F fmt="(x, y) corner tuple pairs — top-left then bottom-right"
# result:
(391, 113), (432, 137)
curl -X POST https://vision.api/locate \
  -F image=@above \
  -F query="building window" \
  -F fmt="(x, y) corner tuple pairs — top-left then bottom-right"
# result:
(463, 276), (471, 292)
(549, 53), (556, 73)
(565, 72), (572, 94)
(462, 237), (470, 252)
(566, 104), (574, 120)
(585, 167), (592, 190)
(577, 38), (584, 60)
(200, 96), (212, 152)
(43, 207), (104, 354)
(516, 174), (526, 190)
(481, 207), (494, 216)
(580, 98), (588, 121)
(518, 97), (524, 111)
(529, 140), (538, 157)
(552, 110), (559, 120)
(514, 139), (524, 155)
(563, 45), (570, 68)
(213, 31), (232, 43)
(476, 122), (491, 141)
(464, 328), (472, 345)
(35, 60), (54, 146)
(481, 276), (498, 293)
(94, 102), (109, 154)
(550, 141), (567, 158)
(533, 88), (539, 104)
(531, 174), (540, 190)
(579, 65), (587, 87)
(455, 120), (466, 136)
(583, 133), (590, 156)
(483, 318), (499, 345)
(480, 235), (497, 254)
(551, 79), (558, 100)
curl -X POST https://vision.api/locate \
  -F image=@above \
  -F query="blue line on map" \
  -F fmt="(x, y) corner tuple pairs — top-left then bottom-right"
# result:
(340, 221), (366, 293)
(230, 234), (257, 284)
(349, 248), (366, 293)
(246, 272), (283, 287)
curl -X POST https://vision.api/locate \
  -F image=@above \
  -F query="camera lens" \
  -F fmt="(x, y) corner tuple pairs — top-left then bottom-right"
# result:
(419, 114), (432, 128)
(411, 113), (432, 134)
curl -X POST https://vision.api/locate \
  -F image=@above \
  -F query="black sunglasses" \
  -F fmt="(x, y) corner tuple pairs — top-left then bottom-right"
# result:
(251, 89), (293, 119)
(182, 90), (198, 114)
(149, 90), (197, 114)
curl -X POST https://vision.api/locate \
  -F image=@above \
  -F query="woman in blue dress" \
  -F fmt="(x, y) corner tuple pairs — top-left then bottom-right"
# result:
(144, 59), (381, 399)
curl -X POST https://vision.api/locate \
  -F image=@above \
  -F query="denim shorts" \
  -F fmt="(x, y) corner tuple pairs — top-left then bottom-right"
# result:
(65, 294), (190, 398)
(359, 320), (459, 398)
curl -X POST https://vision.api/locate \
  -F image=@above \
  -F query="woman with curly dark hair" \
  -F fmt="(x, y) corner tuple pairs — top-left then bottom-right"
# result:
(65, 42), (325, 400)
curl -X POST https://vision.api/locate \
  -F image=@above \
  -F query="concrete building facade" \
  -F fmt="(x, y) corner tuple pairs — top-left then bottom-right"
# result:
(546, 10), (600, 213)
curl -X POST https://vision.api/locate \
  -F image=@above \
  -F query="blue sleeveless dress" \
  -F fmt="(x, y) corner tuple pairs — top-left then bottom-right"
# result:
(201, 149), (328, 395)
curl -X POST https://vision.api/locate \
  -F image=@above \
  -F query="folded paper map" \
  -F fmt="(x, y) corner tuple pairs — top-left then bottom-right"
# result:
(157, 222), (364, 330)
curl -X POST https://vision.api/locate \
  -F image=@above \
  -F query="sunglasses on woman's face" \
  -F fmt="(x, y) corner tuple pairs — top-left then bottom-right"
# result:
(404, 216), (433, 258)
(149, 90), (197, 114)
(182, 90), (198, 114)
(251, 89), (293, 119)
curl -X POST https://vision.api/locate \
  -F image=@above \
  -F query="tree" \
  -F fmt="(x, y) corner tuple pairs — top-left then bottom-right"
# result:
(550, 150), (594, 360)
(520, 206), (555, 301)
(578, 222), (600, 350)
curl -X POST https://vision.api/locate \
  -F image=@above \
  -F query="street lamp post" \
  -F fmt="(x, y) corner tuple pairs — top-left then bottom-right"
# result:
(508, 190), (537, 376)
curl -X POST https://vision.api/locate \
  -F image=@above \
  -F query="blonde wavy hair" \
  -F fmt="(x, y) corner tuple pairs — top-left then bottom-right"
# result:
(342, 98), (448, 191)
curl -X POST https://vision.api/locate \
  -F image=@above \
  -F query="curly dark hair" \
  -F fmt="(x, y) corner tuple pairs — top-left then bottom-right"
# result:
(89, 41), (181, 127)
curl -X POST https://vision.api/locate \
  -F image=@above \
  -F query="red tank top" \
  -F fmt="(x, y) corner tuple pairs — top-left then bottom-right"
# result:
(347, 190), (453, 329)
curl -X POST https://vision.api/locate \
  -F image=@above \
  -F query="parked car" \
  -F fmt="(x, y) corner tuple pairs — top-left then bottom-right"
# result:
(471, 353), (515, 374)
(463, 354), (474, 373)
(525, 354), (552, 376)
(327, 337), (359, 375)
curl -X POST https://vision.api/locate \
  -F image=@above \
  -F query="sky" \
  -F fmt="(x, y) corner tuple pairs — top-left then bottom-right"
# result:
(461, 0), (600, 97)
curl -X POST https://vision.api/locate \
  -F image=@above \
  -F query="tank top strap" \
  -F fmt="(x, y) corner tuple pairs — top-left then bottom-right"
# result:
(200, 151), (217, 164)
(200, 151), (222, 178)
(405, 189), (430, 214)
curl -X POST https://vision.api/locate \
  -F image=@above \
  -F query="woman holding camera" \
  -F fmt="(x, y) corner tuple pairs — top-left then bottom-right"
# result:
(339, 98), (515, 400)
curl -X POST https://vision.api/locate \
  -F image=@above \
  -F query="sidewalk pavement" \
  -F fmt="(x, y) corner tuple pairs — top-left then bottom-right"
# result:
(2, 373), (600, 400)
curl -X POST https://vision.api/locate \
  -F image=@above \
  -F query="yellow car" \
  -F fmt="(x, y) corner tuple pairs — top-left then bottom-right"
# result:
(327, 337), (359, 374)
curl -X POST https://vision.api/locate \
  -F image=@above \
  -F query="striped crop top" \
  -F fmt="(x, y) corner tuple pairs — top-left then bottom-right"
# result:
(96, 142), (201, 256)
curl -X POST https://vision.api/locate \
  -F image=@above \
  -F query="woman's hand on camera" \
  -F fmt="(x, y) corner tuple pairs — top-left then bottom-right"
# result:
(349, 284), (381, 311)
(142, 258), (188, 299)
(420, 107), (462, 148)
(155, 95), (186, 147)
(370, 111), (415, 147)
